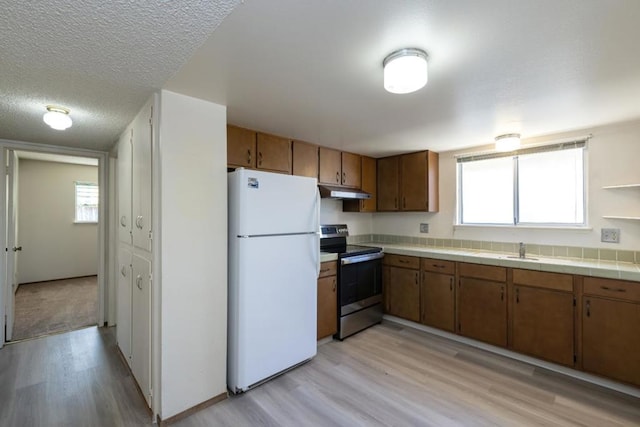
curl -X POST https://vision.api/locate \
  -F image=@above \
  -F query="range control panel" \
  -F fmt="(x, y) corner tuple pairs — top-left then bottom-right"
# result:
(320, 224), (349, 238)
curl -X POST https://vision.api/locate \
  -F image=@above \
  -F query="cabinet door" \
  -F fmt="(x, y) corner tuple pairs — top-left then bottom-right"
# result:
(583, 296), (640, 386)
(341, 152), (361, 188)
(421, 272), (455, 332)
(377, 156), (399, 211)
(117, 129), (132, 245)
(256, 133), (291, 174)
(227, 125), (256, 168)
(512, 286), (574, 366)
(458, 277), (507, 347)
(400, 151), (427, 211)
(116, 247), (132, 366)
(131, 255), (152, 407)
(387, 266), (420, 322)
(360, 156), (377, 212)
(319, 147), (342, 185)
(292, 140), (318, 178)
(132, 100), (153, 252)
(317, 275), (337, 340)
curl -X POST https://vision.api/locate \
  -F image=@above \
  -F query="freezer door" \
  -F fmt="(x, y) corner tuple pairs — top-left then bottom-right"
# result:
(229, 169), (318, 236)
(228, 233), (318, 392)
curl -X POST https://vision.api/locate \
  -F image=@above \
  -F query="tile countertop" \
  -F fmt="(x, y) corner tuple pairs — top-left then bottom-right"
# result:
(359, 243), (640, 283)
(320, 252), (338, 263)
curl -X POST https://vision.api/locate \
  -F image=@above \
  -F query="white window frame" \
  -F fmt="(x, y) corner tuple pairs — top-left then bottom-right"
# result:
(74, 181), (99, 223)
(457, 140), (588, 227)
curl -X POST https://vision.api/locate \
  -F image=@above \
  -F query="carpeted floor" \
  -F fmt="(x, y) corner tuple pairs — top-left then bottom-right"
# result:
(12, 276), (98, 341)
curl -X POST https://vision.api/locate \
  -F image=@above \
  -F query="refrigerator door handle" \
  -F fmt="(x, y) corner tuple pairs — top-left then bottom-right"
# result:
(315, 187), (321, 278)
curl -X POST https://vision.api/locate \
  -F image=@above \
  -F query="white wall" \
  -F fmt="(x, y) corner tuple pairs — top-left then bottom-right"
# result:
(319, 198), (373, 236)
(17, 159), (98, 283)
(373, 119), (640, 250)
(158, 90), (228, 419)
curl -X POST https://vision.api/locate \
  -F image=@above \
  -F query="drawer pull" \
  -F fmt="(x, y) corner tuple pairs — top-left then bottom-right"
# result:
(320, 269), (330, 274)
(399, 259), (409, 264)
(432, 264), (445, 269)
(600, 286), (626, 293)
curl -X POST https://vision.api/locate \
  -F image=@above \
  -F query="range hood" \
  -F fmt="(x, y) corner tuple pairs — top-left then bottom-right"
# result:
(318, 185), (371, 200)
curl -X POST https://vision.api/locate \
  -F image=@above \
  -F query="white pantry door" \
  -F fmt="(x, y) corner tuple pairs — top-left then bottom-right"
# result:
(5, 150), (20, 341)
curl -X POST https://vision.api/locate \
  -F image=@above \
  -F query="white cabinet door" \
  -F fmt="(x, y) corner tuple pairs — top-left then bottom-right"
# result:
(116, 247), (132, 366)
(131, 254), (152, 407)
(117, 129), (133, 245)
(132, 99), (153, 252)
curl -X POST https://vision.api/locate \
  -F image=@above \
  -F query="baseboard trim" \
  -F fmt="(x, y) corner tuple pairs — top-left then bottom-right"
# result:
(157, 392), (228, 426)
(383, 315), (640, 399)
(18, 274), (98, 286)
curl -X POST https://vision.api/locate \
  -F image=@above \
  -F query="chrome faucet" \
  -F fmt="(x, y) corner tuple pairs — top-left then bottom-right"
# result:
(519, 242), (526, 259)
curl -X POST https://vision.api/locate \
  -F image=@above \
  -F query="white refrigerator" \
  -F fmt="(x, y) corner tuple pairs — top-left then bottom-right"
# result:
(227, 168), (320, 393)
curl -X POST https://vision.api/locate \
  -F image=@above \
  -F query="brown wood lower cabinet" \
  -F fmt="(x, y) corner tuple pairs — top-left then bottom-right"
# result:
(420, 258), (455, 332)
(317, 261), (337, 340)
(458, 277), (507, 347)
(383, 255), (420, 322)
(512, 286), (575, 366)
(582, 291), (640, 387)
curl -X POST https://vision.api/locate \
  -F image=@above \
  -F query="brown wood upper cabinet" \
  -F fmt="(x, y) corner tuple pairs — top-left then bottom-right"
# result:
(227, 125), (292, 174)
(319, 147), (361, 188)
(582, 277), (640, 387)
(292, 140), (319, 178)
(510, 270), (575, 367)
(377, 150), (439, 212)
(227, 125), (256, 169)
(343, 155), (377, 212)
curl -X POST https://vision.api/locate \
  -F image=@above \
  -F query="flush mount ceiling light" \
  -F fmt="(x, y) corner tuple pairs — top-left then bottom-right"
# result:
(43, 105), (72, 130)
(495, 133), (521, 152)
(383, 48), (428, 94)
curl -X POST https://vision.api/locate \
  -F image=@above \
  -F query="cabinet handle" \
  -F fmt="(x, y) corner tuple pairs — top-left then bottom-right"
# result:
(600, 285), (626, 293)
(136, 275), (143, 290)
(500, 286), (504, 301)
(586, 299), (590, 317)
(516, 287), (519, 303)
(136, 216), (144, 229)
(342, 172), (346, 183)
(449, 277), (453, 291)
(332, 278), (336, 292)
(258, 152), (263, 166)
(121, 266), (127, 277)
(415, 273), (418, 285)
(247, 149), (252, 164)
(432, 264), (445, 269)
(403, 197), (406, 208)
(120, 216), (127, 227)
(336, 172), (340, 183)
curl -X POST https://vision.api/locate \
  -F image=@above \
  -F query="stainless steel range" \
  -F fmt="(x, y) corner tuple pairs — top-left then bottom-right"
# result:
(320, 224), (384, 339)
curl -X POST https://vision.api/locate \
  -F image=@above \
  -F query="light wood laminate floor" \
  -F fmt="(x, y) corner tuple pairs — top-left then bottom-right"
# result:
(1, 323), (639, 426)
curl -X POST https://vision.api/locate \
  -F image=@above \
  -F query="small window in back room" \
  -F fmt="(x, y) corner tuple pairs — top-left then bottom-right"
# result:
(75, 182), (99, 223)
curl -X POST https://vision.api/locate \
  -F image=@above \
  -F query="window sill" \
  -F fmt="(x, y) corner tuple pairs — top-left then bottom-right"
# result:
(454, 224), (593, 232)
(74, 221), (98, 224)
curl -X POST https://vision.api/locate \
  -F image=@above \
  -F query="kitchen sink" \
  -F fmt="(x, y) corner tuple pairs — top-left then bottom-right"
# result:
(503, 255), (539, 261)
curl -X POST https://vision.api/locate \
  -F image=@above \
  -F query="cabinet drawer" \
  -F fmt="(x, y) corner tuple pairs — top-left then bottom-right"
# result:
(513, 269), (573, 293)
(383, 254), (420, 269)
(458, 262), (506, 282)
(318, 261), (337, 278)
(421, 258), (455, 275)
(583, 277), (640, 302)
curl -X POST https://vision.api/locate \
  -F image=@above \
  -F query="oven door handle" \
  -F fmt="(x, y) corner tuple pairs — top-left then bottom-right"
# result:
(341, 251), (384, 265)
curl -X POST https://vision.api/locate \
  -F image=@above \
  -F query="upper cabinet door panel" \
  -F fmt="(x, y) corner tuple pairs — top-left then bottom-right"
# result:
(117, 128), (133, 245)
(292, 140), (319, 179)
(132, 98), (153, 252)
(227, 125), (256, 168)
(341, 152), (361, 188)
(319, 147), (342, 185)
(377, 156), (399, 211)
(360, 156), (376, 212)
(400, 151), (427, 211)
(256, 133), (291, 174)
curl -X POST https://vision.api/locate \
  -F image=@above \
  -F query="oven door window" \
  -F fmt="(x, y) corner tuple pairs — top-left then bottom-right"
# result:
(339, 258), (382, 307)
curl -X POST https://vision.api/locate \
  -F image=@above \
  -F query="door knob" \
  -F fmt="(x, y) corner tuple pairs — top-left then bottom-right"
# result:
(12, 246), (22, 252)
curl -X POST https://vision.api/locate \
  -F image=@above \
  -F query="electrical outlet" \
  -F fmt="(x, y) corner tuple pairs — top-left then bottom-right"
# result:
(420, 223), (429, 233)
(601, 228), (620, 243)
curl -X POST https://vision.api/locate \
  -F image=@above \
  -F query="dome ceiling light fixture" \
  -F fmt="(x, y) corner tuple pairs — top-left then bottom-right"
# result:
(495, 133), (521, 152)
(383, 48), (428, 94)
(43, 105), (73, 130)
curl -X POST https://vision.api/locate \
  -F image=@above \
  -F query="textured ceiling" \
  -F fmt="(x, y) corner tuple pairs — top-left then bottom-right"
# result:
(4, 1), (640, 156)
(167, 0), (640, 157)
(0, 0), (240, 151)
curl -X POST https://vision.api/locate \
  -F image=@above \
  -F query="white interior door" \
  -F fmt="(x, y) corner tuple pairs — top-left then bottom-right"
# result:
(5, 150), (19, 341)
